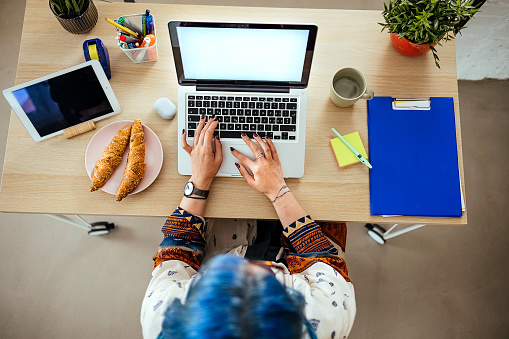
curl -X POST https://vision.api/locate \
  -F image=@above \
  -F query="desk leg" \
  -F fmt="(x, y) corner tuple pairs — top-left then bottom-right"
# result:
(365, 223), (427, 244)
(45, 214), (115, 235)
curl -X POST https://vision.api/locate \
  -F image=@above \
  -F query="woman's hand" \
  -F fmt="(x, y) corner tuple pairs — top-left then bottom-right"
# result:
(181, 115), (223, 190)
(230, 133), (287, 201)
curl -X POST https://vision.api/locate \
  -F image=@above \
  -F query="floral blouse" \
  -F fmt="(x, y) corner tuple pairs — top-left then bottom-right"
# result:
(141, 207), (356, 339)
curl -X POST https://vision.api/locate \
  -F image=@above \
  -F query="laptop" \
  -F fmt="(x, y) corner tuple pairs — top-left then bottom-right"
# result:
(168, 21), (318, 177)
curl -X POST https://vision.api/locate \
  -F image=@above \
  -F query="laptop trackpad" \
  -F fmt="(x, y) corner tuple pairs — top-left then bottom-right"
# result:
(220, 144), (256, 175)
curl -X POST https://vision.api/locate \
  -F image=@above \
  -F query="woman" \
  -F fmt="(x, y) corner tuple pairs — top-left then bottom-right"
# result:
(141, 116), (356, 338)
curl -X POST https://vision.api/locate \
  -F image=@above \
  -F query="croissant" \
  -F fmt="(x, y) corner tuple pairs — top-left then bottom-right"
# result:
(116, 119), (146, 201)
(90, 124), (132, 192)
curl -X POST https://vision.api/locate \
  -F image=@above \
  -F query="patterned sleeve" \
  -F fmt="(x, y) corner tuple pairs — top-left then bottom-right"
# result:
(282, 215), (338, 255)
(283, 216), (350, 282)
(152, 206), (208, 271)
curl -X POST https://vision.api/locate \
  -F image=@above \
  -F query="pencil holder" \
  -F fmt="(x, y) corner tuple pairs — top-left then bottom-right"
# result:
(116, 13), (158, 63)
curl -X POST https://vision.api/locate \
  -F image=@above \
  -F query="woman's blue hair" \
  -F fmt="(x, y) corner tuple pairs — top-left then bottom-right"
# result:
(158, 255), (308, 339)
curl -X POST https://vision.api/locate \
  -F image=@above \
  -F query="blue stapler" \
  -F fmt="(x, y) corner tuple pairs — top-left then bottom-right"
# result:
(83, 38), (111, 79)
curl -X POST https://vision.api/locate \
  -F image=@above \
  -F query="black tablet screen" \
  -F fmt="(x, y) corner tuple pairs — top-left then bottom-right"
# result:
(11, 65), (113, 137)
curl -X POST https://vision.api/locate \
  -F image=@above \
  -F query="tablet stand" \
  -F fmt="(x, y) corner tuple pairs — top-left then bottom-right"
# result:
(63, 120), (96, 139)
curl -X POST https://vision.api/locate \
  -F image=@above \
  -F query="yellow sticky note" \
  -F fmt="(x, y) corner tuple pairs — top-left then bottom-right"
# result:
(330, 131), (368, 168)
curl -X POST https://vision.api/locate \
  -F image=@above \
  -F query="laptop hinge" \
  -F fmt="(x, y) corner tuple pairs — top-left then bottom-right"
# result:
(196, 84), (290, 93)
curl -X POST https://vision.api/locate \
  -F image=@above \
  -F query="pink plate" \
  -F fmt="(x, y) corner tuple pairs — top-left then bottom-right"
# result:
(85, 120), (163, 195)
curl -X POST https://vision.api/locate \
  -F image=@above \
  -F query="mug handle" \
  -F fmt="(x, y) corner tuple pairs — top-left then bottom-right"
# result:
(362, 88), (374, 100)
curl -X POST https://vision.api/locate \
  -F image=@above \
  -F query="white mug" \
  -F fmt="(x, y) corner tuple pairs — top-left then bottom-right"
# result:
(330, 67), (374, 107)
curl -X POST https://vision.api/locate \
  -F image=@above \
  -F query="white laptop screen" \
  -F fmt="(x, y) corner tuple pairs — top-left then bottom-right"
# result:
(177, 27), (308, 82)
(169, 22), (317, 87)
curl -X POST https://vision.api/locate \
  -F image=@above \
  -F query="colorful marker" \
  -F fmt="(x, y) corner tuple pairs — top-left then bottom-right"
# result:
(118, 16), (144, 36)
(105, 17), (142, 39)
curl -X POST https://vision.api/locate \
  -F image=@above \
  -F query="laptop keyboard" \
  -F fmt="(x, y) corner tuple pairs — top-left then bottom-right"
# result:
(186, 94), (299, 140)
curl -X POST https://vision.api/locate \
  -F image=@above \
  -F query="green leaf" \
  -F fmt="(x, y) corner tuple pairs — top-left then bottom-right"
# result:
(70, 0), (80, 15)
(54, 4), (62, 13)
(64, 0), (72, 13)
(381, 0), (479, 62)
(50, 0), (66, 16)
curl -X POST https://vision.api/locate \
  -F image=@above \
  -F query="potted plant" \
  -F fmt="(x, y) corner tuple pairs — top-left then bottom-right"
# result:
(379, 0), (479, 68)
(49, 0), (98, 34)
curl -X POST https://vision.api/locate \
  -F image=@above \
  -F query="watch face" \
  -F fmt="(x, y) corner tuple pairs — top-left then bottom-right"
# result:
(184, 182), (193, 196)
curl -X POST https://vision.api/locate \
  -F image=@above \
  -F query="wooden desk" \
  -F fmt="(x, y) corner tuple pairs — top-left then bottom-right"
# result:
(0, 0), (467, 225)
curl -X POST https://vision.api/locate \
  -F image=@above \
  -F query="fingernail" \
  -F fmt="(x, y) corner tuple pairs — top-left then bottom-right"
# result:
(216, 135), (220, 140)
(230, 147), (235, 152)
(265, 135), (270, 140)
(182, 129), (185, 134)
(253, 133), (259, 138)
(212, 114), (216, 119)
(235, 162), (240, 169)
(241, 132), (246, 137)
(201, 114), (205, 119)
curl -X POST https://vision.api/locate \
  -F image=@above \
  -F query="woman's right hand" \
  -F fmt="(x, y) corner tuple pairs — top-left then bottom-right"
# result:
(230, 133), (287, 201)
(181, 115), (222, 190)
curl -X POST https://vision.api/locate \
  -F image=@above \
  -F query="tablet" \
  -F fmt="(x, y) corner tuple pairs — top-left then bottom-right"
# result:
(2, 60), (121, 141)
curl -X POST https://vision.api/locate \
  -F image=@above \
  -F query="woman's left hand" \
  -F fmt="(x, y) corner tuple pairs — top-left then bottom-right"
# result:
(181, 116), (223, 190)
(230, 133), (286, 201)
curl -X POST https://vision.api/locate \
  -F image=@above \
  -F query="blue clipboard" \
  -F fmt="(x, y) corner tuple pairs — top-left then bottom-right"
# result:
(367, 96), (463, 217)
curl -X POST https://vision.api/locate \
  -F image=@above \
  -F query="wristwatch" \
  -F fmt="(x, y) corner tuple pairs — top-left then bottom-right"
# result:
(184, 181), (209, 199)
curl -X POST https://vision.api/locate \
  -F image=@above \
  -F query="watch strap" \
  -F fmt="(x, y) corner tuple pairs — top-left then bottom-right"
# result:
(185, 195), (207, 200)
(192, 186), (209, 198)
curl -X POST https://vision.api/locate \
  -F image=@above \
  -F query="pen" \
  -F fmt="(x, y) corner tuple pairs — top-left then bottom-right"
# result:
(331, 128), (372, 169)
(143, 10), (154, 36)
(142, 10), (149, 36)
(105, 17), (142, 39)
(146, 13), (154, 35)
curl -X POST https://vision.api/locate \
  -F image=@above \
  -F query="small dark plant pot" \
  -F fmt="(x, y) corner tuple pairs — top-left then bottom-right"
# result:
(390, 33), (436, 57)
(49, 0), (98, 34)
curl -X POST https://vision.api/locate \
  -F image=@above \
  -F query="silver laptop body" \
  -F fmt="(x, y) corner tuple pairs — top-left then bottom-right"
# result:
(168, 21), (318, 178)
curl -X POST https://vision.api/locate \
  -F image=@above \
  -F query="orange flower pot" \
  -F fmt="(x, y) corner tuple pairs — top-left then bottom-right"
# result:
(390, 33), (436, 57)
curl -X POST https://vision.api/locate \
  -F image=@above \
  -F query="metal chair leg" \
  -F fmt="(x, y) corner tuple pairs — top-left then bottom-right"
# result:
(45, 214), (115, 235)
(365, 223), (427, 244)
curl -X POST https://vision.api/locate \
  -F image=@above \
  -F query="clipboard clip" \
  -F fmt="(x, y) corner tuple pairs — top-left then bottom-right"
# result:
(392, 98), (431, 111)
